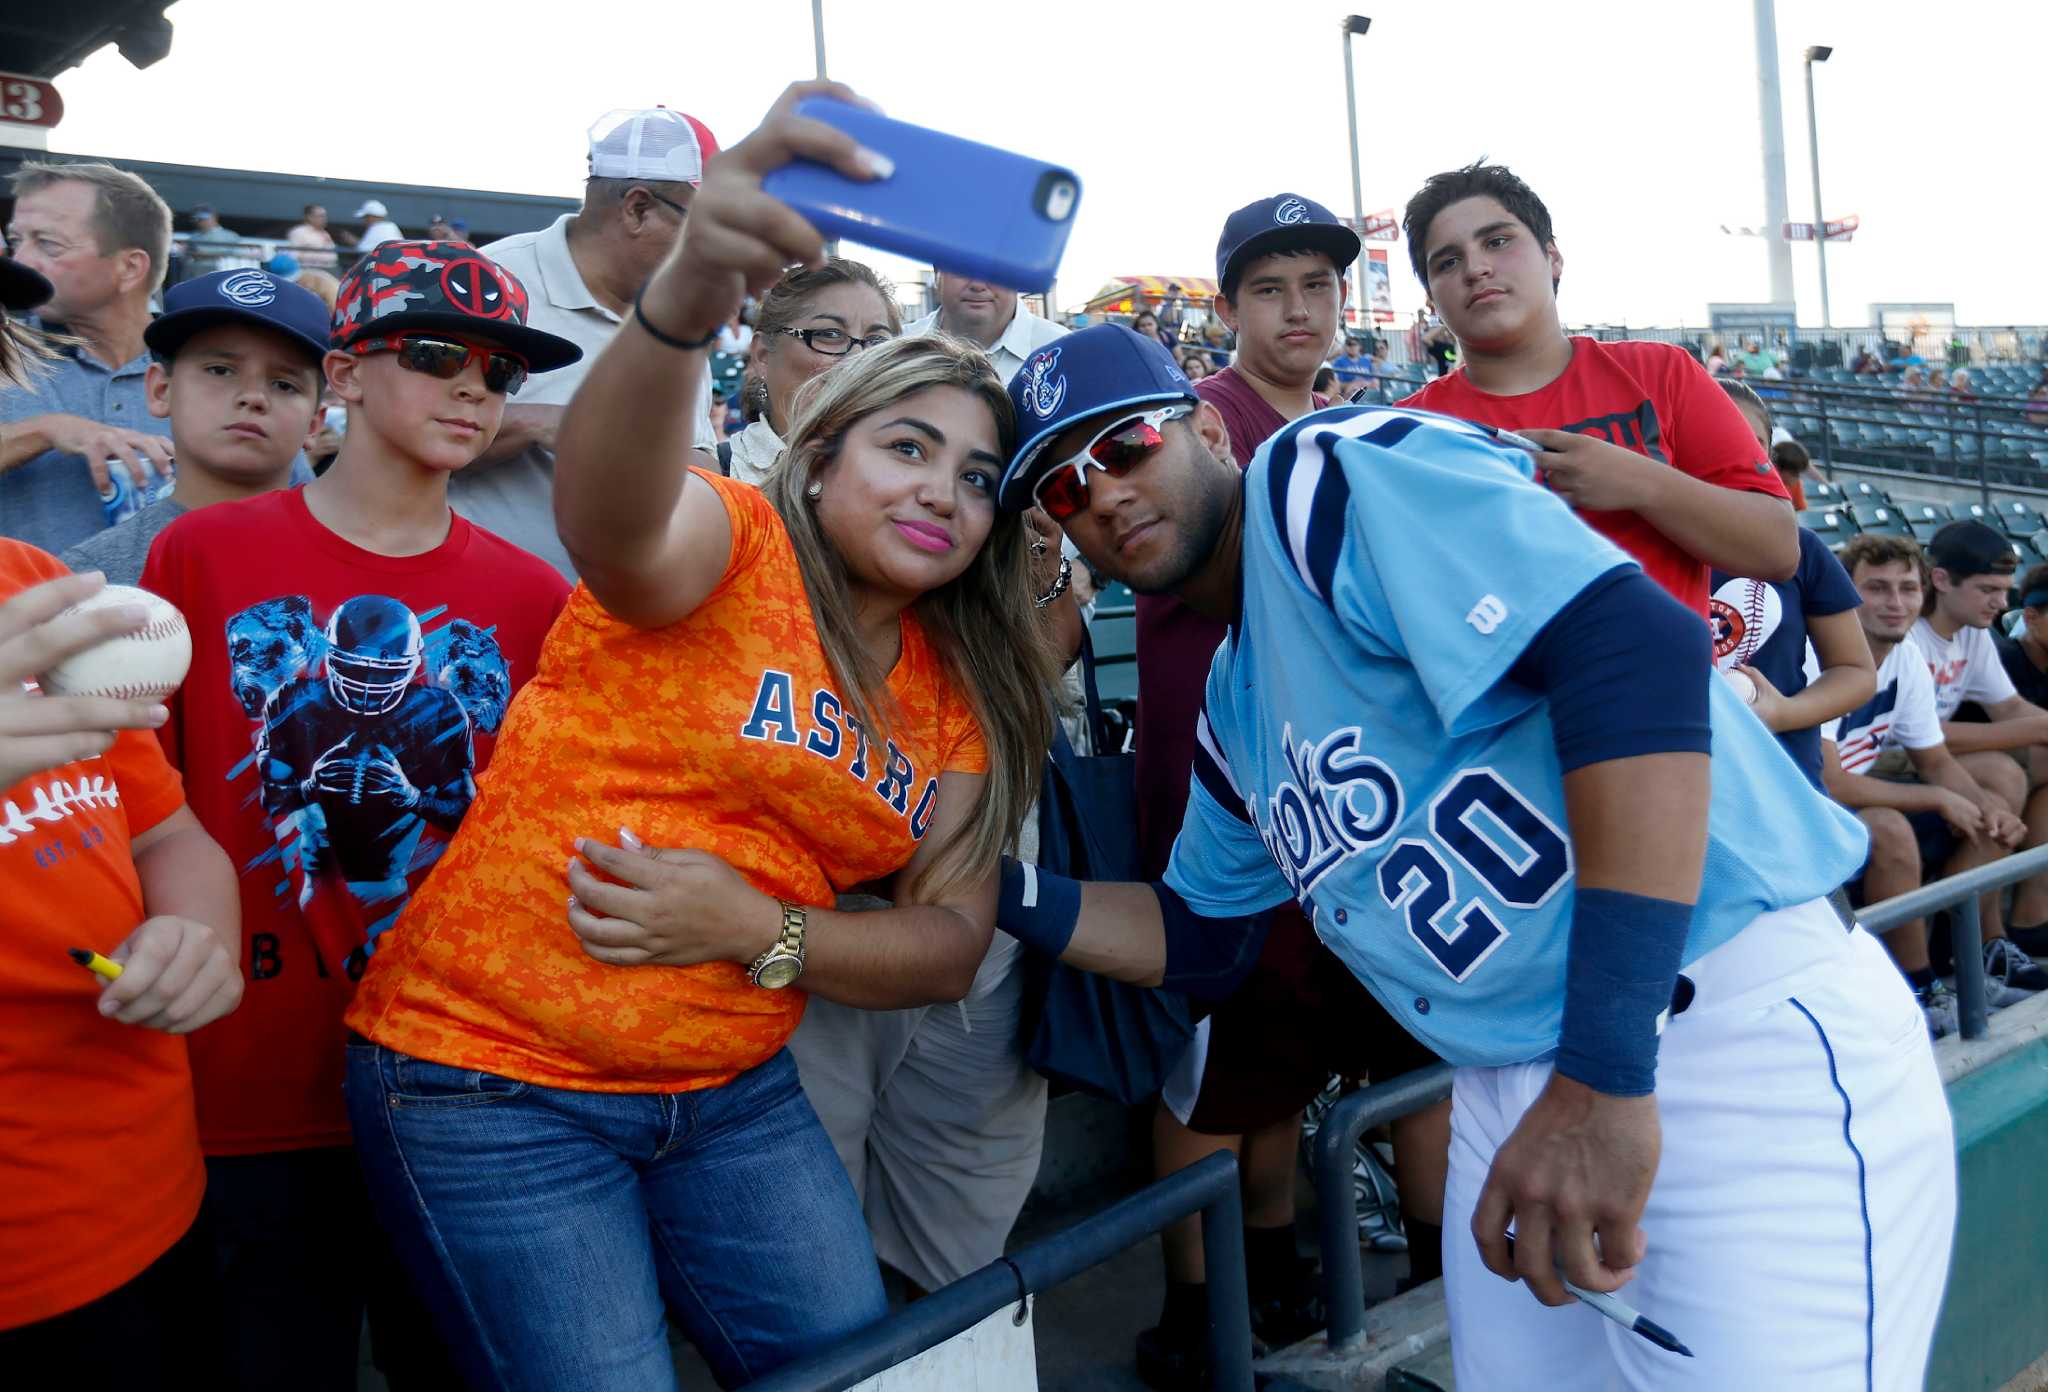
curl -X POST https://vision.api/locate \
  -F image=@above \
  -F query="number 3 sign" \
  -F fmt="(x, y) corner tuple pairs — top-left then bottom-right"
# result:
(0, 74), (64, 129)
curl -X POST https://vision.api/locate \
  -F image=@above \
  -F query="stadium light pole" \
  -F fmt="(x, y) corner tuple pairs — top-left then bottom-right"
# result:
(1341, 15), (1372, 330)
(1803, 45), (1833, 328)
(812, 0), (837, 257)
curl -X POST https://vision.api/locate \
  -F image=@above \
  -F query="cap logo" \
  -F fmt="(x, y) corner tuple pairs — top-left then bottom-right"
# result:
(1274, 197), (1310, 226)
(219, 270), (279, 307)
(438, 258), (513, 321)
(1022, 347), (1067, 420)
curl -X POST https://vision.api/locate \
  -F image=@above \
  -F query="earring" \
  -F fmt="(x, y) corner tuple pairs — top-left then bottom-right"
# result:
(806, 479), (823, 499)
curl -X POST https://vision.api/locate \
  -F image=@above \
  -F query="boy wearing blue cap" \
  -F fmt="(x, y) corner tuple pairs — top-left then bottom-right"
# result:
(61, 269), (329, 586)
(137, 242), (580, 1387)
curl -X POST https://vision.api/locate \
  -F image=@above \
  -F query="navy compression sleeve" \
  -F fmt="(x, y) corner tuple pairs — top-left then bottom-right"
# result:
(1509, 566), (1712, 1095)
(1507, 566), (1712, 772)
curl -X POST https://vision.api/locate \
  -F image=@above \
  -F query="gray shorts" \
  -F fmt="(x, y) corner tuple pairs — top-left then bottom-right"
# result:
(787, 933), (1046, 1291)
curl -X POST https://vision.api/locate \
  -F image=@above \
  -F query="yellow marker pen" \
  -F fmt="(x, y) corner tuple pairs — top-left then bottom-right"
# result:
(67, 947), (124, 981)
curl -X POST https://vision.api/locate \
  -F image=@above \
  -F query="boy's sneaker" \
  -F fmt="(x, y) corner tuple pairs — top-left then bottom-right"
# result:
(2008, 922), (2048, 958)
(1917, 979), (1958, 1039)
(1134, 1324), (1210, 1391)
(1985, 937), (2047, 995)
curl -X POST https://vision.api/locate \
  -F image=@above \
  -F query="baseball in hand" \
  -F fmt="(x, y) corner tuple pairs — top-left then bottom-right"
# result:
(39, 585), (192, 701)
(1719, 668), (1758, 705)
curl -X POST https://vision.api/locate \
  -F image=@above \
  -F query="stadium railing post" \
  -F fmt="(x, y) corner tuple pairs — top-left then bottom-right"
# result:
(1952, 895), (1990, 1040)
(1310, 1063), (1456, 1350)
(1199, 1172), (1257, 1389)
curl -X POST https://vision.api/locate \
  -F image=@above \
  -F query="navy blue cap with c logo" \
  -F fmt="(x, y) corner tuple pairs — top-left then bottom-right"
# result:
(144, 268), (334, 366)
(1215, 192), (1361, 293)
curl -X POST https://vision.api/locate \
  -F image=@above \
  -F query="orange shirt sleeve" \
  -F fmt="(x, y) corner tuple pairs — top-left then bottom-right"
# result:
(106, 727), (185, 840)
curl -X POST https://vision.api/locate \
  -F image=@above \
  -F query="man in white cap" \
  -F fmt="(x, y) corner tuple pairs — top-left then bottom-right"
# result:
(460, 106), (719, 577)
(352, 199), (403, 251)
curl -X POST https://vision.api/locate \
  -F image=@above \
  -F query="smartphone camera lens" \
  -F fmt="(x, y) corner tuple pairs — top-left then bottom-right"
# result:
(1036, 173), (1078, 222)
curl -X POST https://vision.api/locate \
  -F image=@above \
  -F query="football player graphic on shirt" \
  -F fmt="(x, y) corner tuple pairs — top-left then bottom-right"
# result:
(231, 593), (511, 974)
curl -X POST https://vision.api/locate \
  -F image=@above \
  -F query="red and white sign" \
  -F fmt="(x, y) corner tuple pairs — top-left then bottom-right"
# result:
(1345, 211), (1401, 241)
(0, 73), (63, 129)
(1782, 215), (1860, 243)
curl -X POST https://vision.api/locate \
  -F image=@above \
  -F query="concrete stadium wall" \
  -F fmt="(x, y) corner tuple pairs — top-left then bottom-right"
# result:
(1928, 1034), (2048, 1392)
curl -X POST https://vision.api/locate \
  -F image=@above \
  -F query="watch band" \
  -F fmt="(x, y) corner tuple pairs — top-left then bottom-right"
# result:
(748, 899), (808, 988)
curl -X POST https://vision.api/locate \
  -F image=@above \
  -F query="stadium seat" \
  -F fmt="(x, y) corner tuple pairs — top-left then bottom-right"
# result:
(2022, 530), (2048, 566)
(1895, 501), (1952, 539)
(1805, 479), (1845, 506)
(1955, 501), (1999, 529)
(1848, 502), (1913, 539)
(1799, 508), (1860, 546)
(1997, 499), (2044, 537)
(1844, 479), (1892, 505)
(1088, 609), (1139, 707)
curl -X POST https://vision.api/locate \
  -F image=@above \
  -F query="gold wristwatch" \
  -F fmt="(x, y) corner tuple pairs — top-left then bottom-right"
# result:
(748, 900), (808, 989)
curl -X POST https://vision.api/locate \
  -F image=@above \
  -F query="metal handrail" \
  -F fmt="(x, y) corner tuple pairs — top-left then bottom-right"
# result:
(1310, 844), (2048, 1350)
(745, 1150), (1254, 1392)
(1311, 1064), (1454, 1351)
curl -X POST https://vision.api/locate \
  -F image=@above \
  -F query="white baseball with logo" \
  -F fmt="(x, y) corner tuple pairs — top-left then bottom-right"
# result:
(39, 585), (193, 701)
(1708, 576), (1782, 672)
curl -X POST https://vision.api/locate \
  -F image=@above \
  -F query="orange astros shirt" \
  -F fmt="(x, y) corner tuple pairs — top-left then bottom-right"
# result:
(348, 470), (987, 1091)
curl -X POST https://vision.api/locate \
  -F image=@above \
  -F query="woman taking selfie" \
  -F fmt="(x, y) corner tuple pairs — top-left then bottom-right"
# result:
(344, 83), (1061, 1391)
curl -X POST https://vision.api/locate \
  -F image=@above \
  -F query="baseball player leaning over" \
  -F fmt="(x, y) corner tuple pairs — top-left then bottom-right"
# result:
(995, 324), (1955, 1389)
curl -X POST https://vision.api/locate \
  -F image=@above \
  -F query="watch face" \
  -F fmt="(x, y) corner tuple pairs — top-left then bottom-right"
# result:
(755, 955), (803, 990)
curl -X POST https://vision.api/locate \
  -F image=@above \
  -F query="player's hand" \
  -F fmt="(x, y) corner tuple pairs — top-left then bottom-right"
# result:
(36, 412), (175, 491)
(1933, 789), (1985, 840)
(1735, 663), (1790, 731)
(96, 914), (243, 1034)
(1471, 1073), (1659, 1307)
(349, 744), (421, 808)
(565, 831), (779, 969)
(0, 571), (170, 789)
(1518, 429), (1665, 514)
(641, 80), (890, 341)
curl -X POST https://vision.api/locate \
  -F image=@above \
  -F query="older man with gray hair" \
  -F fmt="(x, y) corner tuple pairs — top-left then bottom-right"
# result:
(1, 161), (178, 553)
(460, 106), (720, 577)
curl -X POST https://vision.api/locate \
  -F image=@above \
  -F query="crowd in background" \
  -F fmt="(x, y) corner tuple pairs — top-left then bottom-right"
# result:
(0, 77), (2039, 1392)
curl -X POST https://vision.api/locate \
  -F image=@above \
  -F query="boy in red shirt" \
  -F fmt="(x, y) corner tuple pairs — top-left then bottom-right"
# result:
(141, 242), (579, 1387)
(1399, 163), (1797, 615)
(0, 553), (242, 1386)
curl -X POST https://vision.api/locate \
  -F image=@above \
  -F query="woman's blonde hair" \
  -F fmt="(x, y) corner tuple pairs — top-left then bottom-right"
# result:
(759, 334), (1058, 899)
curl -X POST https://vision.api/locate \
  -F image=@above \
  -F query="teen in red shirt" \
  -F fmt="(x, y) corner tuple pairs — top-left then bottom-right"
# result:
(140, 242), (576, 1387)
(1398, 164), (1795, 616)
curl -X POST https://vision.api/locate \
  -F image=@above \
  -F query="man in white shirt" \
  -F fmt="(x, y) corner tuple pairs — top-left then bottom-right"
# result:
(903, 272), (1065, 383)
(1824, 535), (2031, 1034)
(1904, 520), (2048, 987)
(462, 106), (720, 578)
(353, 199), (404, 251)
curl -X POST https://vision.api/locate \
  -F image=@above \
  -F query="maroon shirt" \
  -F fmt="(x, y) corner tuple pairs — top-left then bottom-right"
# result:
(1133, 368), (1322, 877)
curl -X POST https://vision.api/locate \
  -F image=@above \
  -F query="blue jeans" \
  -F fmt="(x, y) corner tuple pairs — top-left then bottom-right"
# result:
(345, 1041), (887, 1390)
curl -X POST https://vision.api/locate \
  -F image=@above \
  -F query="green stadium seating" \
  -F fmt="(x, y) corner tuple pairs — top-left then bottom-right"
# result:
(1799, 508), (1860, 546)
(1848, 501), (1913, 538)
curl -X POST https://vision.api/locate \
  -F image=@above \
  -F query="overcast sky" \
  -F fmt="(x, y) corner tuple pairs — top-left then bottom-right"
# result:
(44, 0), (2036, 330)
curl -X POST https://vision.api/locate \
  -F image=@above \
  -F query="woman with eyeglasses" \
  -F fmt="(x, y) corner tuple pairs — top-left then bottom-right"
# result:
(342, 84), (1064, 1391)
(721, 258), (900, 483)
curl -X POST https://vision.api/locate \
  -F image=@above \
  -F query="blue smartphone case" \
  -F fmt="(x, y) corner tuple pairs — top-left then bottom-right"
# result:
(761, 99), (1081, 293)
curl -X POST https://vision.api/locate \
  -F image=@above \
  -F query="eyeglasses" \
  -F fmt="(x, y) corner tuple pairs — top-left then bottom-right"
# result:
(1032, 403), (1194, 521)
(777, 326), (894, 357)
(354, 335), (529, 395)
(644, 190), (689, 222)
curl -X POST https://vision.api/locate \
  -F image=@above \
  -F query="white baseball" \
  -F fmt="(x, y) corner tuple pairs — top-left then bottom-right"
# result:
(1720, 668), (1758, 705)
(39, 584), (192, 701)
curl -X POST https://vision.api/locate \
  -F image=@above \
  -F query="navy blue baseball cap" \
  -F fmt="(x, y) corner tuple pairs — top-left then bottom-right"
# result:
(1216, 193), (1360, 294)
(1001, 324), (1198, 511)
(145, 268), (332, 366)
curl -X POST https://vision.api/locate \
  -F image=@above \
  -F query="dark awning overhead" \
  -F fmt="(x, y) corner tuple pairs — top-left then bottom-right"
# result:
(1, 1), (178, 78)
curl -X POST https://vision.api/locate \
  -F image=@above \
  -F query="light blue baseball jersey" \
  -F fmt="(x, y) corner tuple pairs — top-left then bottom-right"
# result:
(1164, 406), (1870, 1068)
